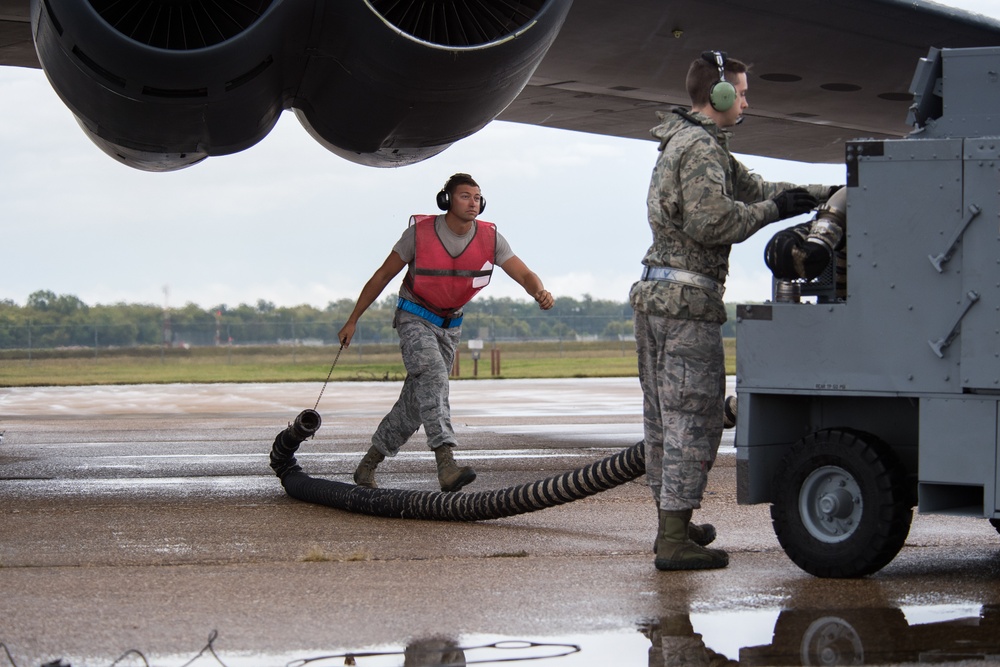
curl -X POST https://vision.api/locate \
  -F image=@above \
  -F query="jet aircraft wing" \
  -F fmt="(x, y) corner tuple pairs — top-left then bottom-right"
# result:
(497, 0), (1000, 162)
(1, 0), (999, 167)
(0, 0), (34, 68)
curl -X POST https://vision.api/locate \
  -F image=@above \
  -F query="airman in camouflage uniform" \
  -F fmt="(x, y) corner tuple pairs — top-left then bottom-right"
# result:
(632, 53), (835, 570)
(339, 173), (554, 492)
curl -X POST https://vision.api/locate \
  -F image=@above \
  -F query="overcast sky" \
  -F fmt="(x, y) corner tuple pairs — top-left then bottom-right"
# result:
(1, 1), (996, 311)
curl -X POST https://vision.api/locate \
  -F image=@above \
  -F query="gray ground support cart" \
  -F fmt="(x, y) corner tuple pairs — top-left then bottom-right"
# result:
(735, 46), (1000, 578)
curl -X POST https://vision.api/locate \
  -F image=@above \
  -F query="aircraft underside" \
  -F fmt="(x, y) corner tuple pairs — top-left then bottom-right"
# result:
(30, 0), (572, 171)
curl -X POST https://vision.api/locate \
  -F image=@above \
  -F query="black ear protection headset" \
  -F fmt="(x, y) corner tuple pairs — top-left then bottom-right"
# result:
(703, 50), (736, 112)
(436, 188), (486, 214)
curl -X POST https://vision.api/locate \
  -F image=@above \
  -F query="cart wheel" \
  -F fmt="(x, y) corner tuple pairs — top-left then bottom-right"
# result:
(766, 607), (909, 666)
(771, 429), (912, 578)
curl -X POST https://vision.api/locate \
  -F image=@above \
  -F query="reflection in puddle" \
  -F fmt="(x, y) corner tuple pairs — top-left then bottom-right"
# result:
(3, 604), (997, 666)
(736, 603), (998, 666)
(288, 639), (581, 666)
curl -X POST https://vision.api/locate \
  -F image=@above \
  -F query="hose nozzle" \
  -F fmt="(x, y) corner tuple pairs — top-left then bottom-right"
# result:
(270, 409), (323, 480)
(291, 409), (322, 439)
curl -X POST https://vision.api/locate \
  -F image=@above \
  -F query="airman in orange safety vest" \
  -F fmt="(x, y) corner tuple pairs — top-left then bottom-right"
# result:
(339, 173), (554, 492)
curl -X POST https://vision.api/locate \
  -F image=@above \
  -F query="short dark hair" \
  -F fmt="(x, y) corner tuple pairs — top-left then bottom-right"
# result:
(686, 53), (748, 107)
(443, 173), (479, 195)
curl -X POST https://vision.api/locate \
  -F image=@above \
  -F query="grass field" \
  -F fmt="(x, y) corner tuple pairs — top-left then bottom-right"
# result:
(0, 339), (737, 387)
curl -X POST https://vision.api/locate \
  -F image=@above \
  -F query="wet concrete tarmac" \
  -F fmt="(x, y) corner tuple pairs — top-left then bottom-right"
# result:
(2, 378), (1000, 666)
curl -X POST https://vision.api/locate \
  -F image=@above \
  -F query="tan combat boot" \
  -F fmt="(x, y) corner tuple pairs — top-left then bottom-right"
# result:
(353, 445), (385, 488)
(653, 502), (716, 550)
(434, 445), (476, 492)
(654, 509), (729, 571)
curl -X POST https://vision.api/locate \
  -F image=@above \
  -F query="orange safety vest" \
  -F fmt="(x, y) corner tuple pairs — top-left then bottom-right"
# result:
(404, 214), (496, 316)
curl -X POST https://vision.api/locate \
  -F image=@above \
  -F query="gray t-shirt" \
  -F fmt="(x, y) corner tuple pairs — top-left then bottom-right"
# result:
(394, 215), (514, 306)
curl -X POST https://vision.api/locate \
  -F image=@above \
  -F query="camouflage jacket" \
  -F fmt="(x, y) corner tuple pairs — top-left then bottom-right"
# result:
(629, 108), (829, 323)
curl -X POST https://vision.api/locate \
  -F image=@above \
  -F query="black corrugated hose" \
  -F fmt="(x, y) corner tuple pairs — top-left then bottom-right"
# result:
(270, 409), (646, 521)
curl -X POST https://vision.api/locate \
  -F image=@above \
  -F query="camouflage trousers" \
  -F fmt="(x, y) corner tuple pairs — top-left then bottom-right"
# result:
(634, 311), (725, 511)
(371, 310), (462, 456)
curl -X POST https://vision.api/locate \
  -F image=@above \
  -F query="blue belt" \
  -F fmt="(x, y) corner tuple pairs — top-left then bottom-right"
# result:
(397, 297), (463, 328)
(640, 266), (724, 295)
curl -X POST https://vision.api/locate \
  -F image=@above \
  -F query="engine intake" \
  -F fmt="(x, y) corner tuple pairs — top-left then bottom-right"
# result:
(88, 0), (275, 50)
(371, 0), (544, 47)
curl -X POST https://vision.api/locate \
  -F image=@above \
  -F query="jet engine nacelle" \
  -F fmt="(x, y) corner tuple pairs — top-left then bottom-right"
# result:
(29, 0), (572, 172)
(30, 0), (305, 171)
(293, 0), (573, 166)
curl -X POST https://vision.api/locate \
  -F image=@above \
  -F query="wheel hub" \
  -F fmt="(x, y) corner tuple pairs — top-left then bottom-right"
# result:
(799, 465), (863, 543)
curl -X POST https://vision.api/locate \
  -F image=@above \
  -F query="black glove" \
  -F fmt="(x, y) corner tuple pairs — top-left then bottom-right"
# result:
(771, 187), (819, 220)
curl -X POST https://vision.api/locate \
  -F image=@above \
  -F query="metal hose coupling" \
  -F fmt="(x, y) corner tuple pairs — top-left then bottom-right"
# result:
(806, 186), (847, 253)
(766, 186), (848, 283)
(269, 409), (323, 480)
(291, 409), (322, 439)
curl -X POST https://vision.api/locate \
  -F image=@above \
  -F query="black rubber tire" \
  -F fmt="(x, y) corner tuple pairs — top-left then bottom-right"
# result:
(990, 518), (1000, 535)
(770, 429), (912, 578)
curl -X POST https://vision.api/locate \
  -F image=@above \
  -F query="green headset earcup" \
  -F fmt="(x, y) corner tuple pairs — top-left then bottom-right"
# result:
(710, 80), (736, 112)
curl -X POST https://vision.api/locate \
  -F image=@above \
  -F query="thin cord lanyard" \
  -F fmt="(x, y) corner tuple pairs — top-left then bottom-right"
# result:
(313, 344), (344, 411)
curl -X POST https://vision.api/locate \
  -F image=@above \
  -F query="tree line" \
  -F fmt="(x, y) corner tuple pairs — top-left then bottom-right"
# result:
(0, 290), (738, 350)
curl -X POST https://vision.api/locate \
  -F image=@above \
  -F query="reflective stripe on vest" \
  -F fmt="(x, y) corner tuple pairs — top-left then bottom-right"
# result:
(407, 215), (496, 316)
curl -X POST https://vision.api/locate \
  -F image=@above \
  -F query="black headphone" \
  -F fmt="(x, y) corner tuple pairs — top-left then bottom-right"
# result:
(703, 50), (736, 112)
(436, 189), (486, 214)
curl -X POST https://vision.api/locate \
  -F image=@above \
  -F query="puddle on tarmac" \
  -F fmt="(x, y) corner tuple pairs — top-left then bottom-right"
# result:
(22, 603), (998, 666)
